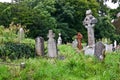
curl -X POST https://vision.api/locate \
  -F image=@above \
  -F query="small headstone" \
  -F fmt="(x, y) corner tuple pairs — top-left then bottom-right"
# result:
(72, 39), (78, 48)
(84, 47), (94, 56)
(35, 37), (44, 56)
(57, 33), (62, 45)
(94, 42), (106, 61)
(114, 40), (117, 49)
(47, 30), (58, 58)
(20, 62), (25, 69)
(105, 44), (113, 53)
(76, 32), (83, 50)
(18, 28), (24, 43)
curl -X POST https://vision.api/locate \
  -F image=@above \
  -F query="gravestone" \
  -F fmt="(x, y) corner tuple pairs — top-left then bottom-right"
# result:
(113, 40), (117, 49)
(18, 28), (24, 43)
(94, 41), (106, 61)
(47, 30), (58, 58)
(57, 33), (62, 45)
(35, 37), (44, 56)
(84, 47), (94, 56)
(76, 32), (83, 50)
(83, 9), (97, 47)
(72, 39), (78, 48)
(105, 44), (113, 52)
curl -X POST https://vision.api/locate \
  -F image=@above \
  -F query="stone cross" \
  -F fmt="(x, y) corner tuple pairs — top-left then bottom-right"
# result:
(47, 30), (57, 58)
(83, 9), (97, 47)
(76, 32), (83, 50)
(57, 33), (62, 45)
(18, 27), (24, 43)
(35, 37), (44, 56)
(94, 41), (106, 61)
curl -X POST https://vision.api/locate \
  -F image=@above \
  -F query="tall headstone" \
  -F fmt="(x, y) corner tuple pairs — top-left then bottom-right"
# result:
(57, 33), (62, 45)
(35, 37), (44, 56)
(83, 9), (97, 47)
(76, 32), (83, 50)
(47, 30), (58, 58)
(18, 28), (24, 43)
(94, 41), (106, 61)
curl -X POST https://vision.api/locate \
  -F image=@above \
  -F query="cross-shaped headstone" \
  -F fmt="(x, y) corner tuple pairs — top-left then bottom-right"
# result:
(83, 9), (97, 47)
(47, 30), (57, 58)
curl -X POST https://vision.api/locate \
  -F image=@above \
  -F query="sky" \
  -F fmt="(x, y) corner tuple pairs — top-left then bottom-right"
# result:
(0, 0), (119, 9)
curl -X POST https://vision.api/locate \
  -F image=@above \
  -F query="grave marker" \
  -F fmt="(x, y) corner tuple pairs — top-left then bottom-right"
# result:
(35, 37), (44, 56)
(47, 30), (58, 58)
(94, 41), (106, 61)
(76, 32), (83, 50)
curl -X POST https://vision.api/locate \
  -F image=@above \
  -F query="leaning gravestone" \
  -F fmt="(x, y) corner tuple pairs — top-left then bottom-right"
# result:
(94, 41), (106, 61)
(47, 30), (58, 58)
(57, 33), (62, 45)
(18, 28), (24, 43)
(35, 37), (44, 56)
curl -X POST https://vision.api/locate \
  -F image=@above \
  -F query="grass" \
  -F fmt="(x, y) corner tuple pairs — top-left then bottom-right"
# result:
(0, 44), (119, 80)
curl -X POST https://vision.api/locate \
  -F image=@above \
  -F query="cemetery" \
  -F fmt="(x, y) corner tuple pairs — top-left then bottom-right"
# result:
(0, 0), (120, 80)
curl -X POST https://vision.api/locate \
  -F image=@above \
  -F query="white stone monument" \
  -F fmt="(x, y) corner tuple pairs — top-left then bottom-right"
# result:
(83, 9), (97, 55)
(47, 30), (58, 58)
(57, 33), (62, 45)
(18, 28), (24, 43)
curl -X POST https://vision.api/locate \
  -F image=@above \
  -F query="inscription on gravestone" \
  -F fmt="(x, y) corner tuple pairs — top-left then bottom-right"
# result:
(35, 37), (44, 56)
(94, 41), (106, 61)
(47, 30), (58, 58)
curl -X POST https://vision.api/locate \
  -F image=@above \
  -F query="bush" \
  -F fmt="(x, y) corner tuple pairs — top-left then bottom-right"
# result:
(0, 42), (35, 60)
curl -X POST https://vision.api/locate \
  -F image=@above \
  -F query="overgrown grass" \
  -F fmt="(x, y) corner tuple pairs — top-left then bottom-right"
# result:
(0, 44), (119, 80)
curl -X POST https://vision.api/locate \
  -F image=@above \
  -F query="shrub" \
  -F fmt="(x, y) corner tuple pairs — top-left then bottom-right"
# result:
(0, 42), (35, 60)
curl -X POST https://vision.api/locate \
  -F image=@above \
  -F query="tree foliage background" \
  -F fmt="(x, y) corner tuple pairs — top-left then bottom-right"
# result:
(0, 0), (119, 43)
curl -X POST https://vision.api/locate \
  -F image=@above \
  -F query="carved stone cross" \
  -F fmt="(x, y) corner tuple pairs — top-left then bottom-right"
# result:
(83, 9), (97, 47)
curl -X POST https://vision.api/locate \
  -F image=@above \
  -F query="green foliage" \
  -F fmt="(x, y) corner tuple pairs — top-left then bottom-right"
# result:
(0, 0), (100, 43)
(0, 42), (35, 60)
(0, 65), (11, 80)
(0, 44), (119, 79)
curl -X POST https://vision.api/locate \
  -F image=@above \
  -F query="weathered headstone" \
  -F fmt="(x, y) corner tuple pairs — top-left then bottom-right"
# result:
(72, 39), (78, 48)
(76, 32), (83, 50)
(94, 41), (106, 61)
(57, 33), (62, 45)
(105, 44), (113, 52)
(18, 28), (24, 43)
(35, 37), (44, 56)
(84, 47), (94, 56)
(83, 9), (97, 47)
(47, 30), (58, 58)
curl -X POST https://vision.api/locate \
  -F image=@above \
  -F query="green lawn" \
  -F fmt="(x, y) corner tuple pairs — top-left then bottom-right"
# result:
(0, 44), (120, 80)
